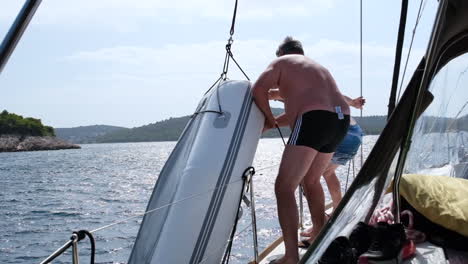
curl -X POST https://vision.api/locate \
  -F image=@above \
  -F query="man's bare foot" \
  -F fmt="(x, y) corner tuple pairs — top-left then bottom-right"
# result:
(299, 214), (330, 237)
(299, 226), (314, 237)
(269, 255), (299, 264)
(298, 226), (321, 247)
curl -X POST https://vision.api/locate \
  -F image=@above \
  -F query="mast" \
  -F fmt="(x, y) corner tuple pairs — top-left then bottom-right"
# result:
(0, 0), (42, 74)
(387, 0), (408, 119)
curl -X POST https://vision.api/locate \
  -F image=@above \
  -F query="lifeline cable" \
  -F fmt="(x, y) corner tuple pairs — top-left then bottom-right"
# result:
(359, 0), (364, 168)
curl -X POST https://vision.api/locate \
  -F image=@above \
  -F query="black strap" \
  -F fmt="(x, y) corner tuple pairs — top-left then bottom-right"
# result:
(229, 0), (238, 36)
(275, 124), (286, 146)
(221, 167), (255, 264)
(73, 230), (96, 264)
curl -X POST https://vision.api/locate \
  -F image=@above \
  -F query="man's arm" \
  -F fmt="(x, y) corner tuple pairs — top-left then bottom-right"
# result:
(252, 61), (281, 130)
(343, 95), (366, 109)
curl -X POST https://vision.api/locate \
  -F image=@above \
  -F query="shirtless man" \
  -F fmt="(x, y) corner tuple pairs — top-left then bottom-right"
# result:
(252, 36), (350, 264)
(269, 91), (365, 246)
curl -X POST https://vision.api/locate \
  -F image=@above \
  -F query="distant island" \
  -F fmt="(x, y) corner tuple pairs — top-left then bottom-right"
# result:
(55, 108), (388, 144)
(0, 110), (80, 152)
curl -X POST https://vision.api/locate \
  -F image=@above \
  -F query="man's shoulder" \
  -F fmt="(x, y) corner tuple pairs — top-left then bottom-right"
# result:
(277, 55), (318, 65)
(272, 55), (303, 67)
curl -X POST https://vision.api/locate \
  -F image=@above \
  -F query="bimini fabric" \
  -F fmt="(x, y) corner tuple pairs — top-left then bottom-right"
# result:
(128, 80), (264, 264)
(400, 174), (468, 237)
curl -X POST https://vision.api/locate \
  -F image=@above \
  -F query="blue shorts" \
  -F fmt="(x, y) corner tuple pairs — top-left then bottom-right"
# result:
(331, 124), (364, 165)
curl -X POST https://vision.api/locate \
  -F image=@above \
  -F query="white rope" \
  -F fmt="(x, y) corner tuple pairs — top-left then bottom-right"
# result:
(90, 177), (244, 233)
(88, 163), (280, 234)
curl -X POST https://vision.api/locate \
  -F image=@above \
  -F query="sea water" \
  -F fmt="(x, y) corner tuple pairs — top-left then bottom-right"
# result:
(0, 136), (377, 263)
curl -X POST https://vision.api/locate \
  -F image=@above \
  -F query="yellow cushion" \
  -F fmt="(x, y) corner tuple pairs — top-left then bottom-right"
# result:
(399, 174), (468, 237)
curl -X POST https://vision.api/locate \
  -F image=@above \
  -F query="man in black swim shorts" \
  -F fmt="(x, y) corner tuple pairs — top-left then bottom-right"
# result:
(252, 36), (351, 264)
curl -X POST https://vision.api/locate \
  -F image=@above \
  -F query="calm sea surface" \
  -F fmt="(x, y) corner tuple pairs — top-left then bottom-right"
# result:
(0, 136), (377, 263)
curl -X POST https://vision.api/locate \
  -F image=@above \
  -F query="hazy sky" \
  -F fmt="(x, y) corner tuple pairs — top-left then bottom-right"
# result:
(0, 0), (438, 128)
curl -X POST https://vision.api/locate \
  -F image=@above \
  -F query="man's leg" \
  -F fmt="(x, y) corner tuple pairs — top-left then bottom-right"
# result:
(300, 162), (339, 237)
(301, 152), (334, 243)
(275, 145), (318, 264)
(323, 163), (342, 209)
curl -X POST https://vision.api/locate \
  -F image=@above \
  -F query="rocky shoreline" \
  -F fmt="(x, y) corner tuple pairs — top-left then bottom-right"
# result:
(0, 135), (80, 152)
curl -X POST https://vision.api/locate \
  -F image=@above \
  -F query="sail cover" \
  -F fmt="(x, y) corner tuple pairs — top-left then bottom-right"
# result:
(302, 0), (468, 262)
(128, 80), (264, 264)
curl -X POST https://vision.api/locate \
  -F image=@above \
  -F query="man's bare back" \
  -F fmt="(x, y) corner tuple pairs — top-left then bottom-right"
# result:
(253, 54), (350, 128)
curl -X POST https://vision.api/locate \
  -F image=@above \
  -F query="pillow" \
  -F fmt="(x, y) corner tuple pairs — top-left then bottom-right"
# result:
(399, 174), (468, 237)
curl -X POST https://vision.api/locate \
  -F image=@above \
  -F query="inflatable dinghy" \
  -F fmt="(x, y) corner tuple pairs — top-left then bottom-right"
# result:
(128, 80), (264, 264)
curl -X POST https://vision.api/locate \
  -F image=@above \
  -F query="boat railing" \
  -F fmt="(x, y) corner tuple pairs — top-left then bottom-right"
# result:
(38, 164), (276, 264)
(39, 230), (95, 264)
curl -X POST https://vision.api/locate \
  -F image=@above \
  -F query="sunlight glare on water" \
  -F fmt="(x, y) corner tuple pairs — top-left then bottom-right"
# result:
(0, 136), (377, 263)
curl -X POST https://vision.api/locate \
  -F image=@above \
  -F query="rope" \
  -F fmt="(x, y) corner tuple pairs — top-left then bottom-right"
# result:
(203, 75), (223, 96)
(203, 0), (249, 101)
(397, 0), (426, 101)
(221, 167), (254, 264)
(256, 163), (280, 172)
(90, 177), (244, 234)
(200, 76), (224, 117)
(220, 0), (250, 81)
(275, 124), (287, 146)
(229, 0), (239, 36)
(228, 48), (250, 81)
(86, 164), (278, 235)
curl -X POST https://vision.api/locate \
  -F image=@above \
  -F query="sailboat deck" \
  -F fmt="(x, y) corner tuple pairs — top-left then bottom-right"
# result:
(256, 240), (450, 264)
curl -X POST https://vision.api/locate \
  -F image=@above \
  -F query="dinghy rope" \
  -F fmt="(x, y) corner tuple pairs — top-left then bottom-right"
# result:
(197, 0), (250, 118)
(204, 0), (250, 98)
(221, 166), (259, 264)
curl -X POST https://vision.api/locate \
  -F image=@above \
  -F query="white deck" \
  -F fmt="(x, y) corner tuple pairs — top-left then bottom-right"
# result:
(404, 242), (447, 264)
(255, 239), (449, 264)
(256, 232), (310, 264)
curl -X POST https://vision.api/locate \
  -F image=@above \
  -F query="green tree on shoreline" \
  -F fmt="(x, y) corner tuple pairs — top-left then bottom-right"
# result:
(0, 110), (55, 137)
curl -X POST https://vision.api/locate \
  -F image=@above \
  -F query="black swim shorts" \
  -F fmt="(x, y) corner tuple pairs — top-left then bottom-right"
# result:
(287, 110), (350, 153)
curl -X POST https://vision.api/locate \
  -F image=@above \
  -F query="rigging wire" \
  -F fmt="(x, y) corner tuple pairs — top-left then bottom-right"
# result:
(445, 66), (468, 129)
(88, 164), (277, 234)
(90, 178), (243, 234)
(359, 0), (364, 167)
(396, 0), (427, 101)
